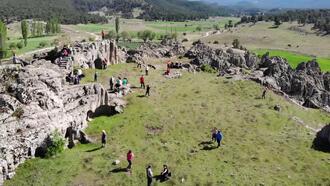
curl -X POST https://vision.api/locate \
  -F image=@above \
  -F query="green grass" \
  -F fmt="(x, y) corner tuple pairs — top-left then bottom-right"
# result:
(5, 62), (330, 186)
(253, 49), (330, 72)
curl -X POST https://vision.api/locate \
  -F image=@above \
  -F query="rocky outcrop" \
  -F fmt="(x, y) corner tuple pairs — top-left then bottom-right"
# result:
(313, 124), (330, 152)
(0, 60), (125, 184)
(185, 41), (259, 71)
(126, 40), (186, 63)
(255, 57), (330, 110)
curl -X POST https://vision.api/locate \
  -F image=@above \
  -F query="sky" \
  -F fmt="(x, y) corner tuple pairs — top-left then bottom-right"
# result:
(202, 0), (330, 9)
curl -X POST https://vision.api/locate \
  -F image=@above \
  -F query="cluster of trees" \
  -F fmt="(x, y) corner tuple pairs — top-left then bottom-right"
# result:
(239, 9), (330, 33)
(0, 0), (234, 24)
(0, 0), (107, 24)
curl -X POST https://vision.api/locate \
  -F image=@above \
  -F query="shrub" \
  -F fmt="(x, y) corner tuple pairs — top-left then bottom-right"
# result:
(9, 42), (16, 49)
(213, 41), (219, 44)
(46, 130), (65, 158)
(201, 64), (217, 73)
(16, 41), (24, 49)
(182, 38), (188, 42)
(38, 41), (48, 48)
(12, 107), (24, 119)
(196, 26), (202, 32)
(88, 36), (95, 42)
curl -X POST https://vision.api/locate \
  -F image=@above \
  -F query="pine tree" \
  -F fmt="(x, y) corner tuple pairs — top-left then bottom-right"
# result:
(115, 17), (120, 42)
(21, 20), (29, 46)
(0, 21), (7, 59)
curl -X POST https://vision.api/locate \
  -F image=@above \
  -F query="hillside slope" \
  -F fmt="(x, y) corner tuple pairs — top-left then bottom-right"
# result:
(0, 0), (231, 24)
(5, 62), (330, 186)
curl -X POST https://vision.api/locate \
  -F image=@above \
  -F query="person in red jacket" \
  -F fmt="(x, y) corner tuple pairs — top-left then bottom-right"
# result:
(140, 75), (145, 89)
(127, 150), (134, 171)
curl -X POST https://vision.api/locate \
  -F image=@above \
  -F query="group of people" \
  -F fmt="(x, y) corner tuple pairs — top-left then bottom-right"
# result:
(211, 127), (223, 148)
(109, 76), (129, 95)
(147, 164), (172, 186)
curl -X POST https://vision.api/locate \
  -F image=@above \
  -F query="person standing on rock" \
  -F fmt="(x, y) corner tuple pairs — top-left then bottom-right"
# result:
(101, 130), (107, 148)
(127, 150), (134, 171)
(146, 165), (153, 186)
(145, 65), (149, 76)
(145, 85), (151, 97)
(216, 130), (223, 148)
(101, 30), (105, 40)
(140, 75), (145, 89)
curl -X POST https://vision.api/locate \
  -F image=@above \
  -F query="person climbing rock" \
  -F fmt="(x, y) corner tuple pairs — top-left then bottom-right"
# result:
(145, 85), (151, 96)
(211, 127), (217, 142)
(146, 165), (153, 186)
(127, 150), (134, 171)
(101, 130), (107, 148)
(216, 130), (223, 148)
(145, 65), (149, 76)
(140, 75), (145, 89)
(262, 87), (268, 99)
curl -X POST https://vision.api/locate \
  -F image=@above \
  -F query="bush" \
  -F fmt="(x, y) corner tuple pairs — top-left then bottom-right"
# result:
(46, 130), (65, 158)
(38, 41), (48, 48)
(89, 36), (96, 42)
(9, 42), (16, 49)
(213, 41), (219, 44)
(16, 41), (24, 49)
(201, 64), (217, 73)
(12, 107), (24, 119)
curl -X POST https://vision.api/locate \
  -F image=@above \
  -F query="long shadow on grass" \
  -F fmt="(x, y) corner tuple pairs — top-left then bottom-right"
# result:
(110, 168), (128, 173)
(85, 146), (103, 152)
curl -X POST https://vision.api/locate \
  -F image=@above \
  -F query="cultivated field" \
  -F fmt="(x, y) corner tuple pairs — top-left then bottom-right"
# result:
(6, 62), (330, 186)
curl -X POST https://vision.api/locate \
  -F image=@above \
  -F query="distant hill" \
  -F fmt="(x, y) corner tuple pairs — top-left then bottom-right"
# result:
(0, 0), (233, 24)
(202, 0), (330, 9)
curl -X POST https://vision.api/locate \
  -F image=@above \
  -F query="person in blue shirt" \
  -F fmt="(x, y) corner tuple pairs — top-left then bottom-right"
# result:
(216, 130), (223, 148)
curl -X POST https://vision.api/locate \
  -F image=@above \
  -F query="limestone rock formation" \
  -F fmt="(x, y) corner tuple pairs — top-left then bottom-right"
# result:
(0, 60), (125, 184)
(185, 41), (259, 71)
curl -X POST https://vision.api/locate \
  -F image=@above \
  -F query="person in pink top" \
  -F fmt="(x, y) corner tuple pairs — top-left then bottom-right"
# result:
(126, 150), (134, 171)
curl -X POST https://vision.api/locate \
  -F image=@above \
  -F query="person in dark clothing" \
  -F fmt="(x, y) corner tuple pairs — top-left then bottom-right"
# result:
(145, 85), (151, 97)
(94, 72), (98, 82)
(216, 130), (223, 148)
(155, 165), (171, 182)
(101, 130), (107, 147)
(211, 127), (217, 142)
(262, 87), (267, 99)
(146, 165), (153, 186)
(101, 30), (105, 40)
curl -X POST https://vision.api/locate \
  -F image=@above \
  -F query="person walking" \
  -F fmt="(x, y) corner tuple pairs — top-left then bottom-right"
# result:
(94, 71), (98, 82)
(140, 75), (145, 89)
(216, 130), (223, 148)
(101, 130), (107, 148)
(145, 85), (151, 97)
(127, 150), (134, 171)
(146, 165), (153, 186)
(145, 65), (149, 76)
(262, 87), (268, 99)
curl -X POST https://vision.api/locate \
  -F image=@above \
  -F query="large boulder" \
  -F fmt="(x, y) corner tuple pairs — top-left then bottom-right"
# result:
(313, 124), (330, 152)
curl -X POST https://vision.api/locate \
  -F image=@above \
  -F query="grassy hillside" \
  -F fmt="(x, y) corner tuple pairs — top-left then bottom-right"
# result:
(5, 62), (330, 186)
(253, 49), (330, 72)
(202, 22), (330, 58)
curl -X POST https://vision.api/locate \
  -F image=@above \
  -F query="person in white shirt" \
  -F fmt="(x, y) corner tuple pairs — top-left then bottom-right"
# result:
(145, 65), (149, 76)
(146, 165), (153, 186)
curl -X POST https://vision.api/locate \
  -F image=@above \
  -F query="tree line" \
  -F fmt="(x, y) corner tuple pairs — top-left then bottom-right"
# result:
(239, 9), (330, 34)
(0, 0), (234, 24)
